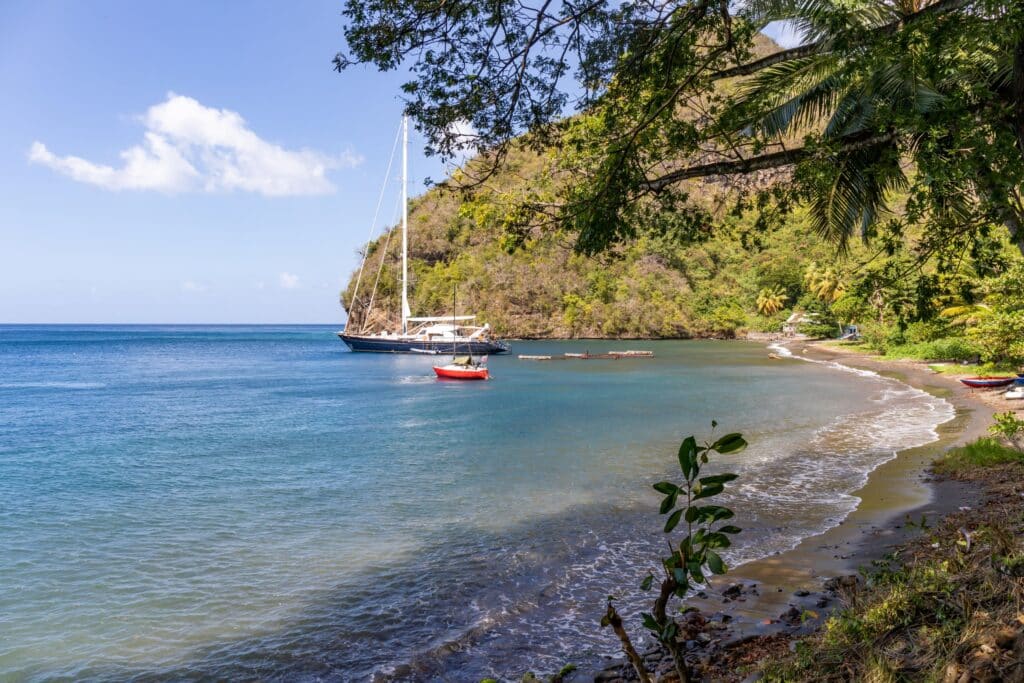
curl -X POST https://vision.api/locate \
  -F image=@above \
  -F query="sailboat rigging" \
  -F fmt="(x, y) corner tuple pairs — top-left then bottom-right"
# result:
(338, 116), (510, 355)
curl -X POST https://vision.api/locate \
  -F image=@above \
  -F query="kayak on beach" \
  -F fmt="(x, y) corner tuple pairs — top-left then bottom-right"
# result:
(959, 376), (1016, 388)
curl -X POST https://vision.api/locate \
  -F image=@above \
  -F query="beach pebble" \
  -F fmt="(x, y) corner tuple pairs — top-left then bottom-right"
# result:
(722, 584), (743, 600)
(780, 606), (802, 625)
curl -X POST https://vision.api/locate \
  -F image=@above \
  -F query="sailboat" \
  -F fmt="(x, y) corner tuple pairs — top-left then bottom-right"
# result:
(433, 287), (490, 380)
(433, 355), (489, 380)
(337, 117), (511, 355)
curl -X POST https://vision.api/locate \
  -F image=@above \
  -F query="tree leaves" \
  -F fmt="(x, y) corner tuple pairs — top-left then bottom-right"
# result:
(626, 427), (751, 677)
(653, 481), (679, 494)
(693, 483), (725, 500)
(339, 0), (1024, 266)
(699, 473), (739, 486)
(678, 436), (698, 479)
(664, 509), (684, 533)
(707, 551), (727, 575)
(711, 433), (747, 454)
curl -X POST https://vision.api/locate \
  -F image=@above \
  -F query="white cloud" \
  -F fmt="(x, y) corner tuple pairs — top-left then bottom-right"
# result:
(279, 272), (300, 289)
(445, 119), (480, 167)
(29, 93), (362, 196)
(180, 280), (208, 293)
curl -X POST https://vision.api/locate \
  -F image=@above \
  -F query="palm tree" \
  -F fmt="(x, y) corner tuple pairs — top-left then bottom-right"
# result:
(732, 0), (1020, 248)
(940, 302), (992, 326)
(803, 263), (846, 302)
(756, 286), (789, 315)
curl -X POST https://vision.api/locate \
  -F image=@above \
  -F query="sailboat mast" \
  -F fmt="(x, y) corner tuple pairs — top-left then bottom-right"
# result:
(401, 115), (409, 335)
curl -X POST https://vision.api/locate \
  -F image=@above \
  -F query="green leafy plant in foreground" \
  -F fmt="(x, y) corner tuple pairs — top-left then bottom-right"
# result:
(989, 412), (1024, 451)
(601, 424), (747, 683)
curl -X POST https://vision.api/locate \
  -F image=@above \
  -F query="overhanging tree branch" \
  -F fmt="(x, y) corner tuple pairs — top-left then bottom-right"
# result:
(642, 131), (898, 190)
(710, 42), (822, 80)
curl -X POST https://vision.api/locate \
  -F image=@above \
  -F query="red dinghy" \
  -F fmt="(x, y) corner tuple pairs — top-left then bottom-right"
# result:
(959, 376), (1015, 388)
(433, 355), (489, 380)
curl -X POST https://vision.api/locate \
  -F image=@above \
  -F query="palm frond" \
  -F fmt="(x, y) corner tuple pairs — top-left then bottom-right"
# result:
(809, 140), (906, 247)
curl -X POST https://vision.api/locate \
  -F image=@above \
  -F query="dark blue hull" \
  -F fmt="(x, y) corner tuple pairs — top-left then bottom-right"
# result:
(338, 333), (510, 354)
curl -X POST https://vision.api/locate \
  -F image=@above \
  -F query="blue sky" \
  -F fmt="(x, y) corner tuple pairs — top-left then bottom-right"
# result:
(0, 0), (452, 323)
(0, 2), (800, 324)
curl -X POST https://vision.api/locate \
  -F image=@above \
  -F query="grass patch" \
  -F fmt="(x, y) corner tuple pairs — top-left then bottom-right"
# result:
(882, 337), (979, 362)
(926, 362), (1016, 376)
(762, 559), (967, 681)
(761, 456), (1024, 682)
(932, 437), (1024, 475)
(818, 340), (872, 351)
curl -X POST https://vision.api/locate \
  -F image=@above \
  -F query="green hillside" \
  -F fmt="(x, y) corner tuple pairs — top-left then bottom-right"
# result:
(339, 40), (1022, 345)
(341, 142), (850, 340)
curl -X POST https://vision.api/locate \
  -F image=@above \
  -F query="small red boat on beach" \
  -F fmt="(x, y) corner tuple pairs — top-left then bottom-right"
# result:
(433, 355), (489, 380)
(959, 376), (1016, 388)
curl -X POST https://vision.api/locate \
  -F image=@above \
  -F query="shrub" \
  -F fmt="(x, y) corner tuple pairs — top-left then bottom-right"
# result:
(746, 310), (789, 333)
(602, 426), (747, 683)
(857, 321), (897, 353)
(798, 319), (841, 339)
(714, 303), (748, 337)
(903, 319), (953, 344)
(967, 311), (1024, 364)
(989, 412), (1024, 451)
(886, 337), (980, 361)
(829, 293), (872, 326)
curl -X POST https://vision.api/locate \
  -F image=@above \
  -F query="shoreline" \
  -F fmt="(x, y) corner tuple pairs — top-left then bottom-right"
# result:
(589, 341), (998, 681)
(714, 342), (994, 605)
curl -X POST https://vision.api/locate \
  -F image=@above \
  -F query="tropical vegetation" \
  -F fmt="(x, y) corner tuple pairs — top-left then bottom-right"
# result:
(338, 0), (1024, 363)
(336, 0), (1024, 259)
(342, 139), (1024, 361)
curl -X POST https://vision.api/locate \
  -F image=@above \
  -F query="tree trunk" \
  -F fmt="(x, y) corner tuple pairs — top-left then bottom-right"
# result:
(653, 578), (691, 683)
(1011, 36), (1024, 257)
(1012, 36), (1024, 164)
(605, 603), (653, 683)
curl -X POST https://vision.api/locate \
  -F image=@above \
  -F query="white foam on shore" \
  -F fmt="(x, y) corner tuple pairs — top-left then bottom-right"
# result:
(558, 341), (958, 659)
(761, 339), (955, 516)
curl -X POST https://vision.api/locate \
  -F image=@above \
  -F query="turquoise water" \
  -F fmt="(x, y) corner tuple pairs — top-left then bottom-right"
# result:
(0, 326), (952, 681)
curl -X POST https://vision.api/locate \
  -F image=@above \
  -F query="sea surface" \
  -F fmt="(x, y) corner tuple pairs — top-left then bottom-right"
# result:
(0, 326), (953, 681)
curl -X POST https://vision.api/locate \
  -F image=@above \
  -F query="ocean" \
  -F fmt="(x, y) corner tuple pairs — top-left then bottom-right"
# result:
(0, 326), (953, 681)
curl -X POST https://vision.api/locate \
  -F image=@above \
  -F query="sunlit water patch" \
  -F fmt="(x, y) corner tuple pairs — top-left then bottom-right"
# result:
(0, 327), (951, 681)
